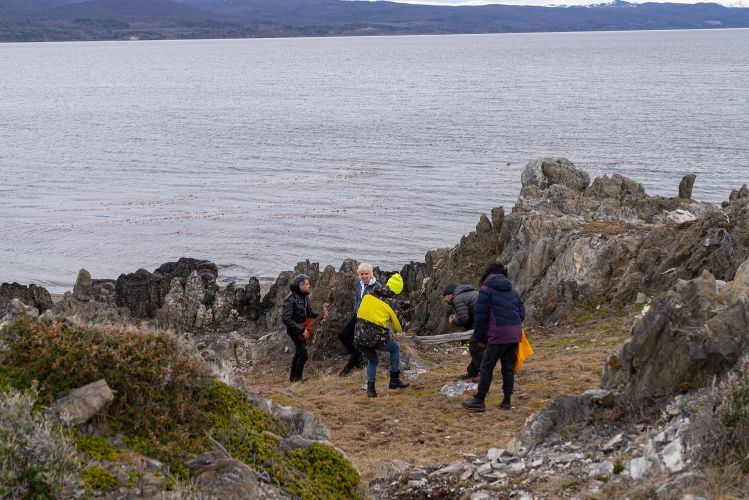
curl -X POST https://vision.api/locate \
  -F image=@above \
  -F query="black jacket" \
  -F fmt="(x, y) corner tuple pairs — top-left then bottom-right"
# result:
(451, 284), (479, 329)
(282, 282), (318, 337)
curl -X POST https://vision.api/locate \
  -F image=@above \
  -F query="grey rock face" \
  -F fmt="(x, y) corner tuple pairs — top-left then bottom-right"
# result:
(601, 260), (749, 404)
(46, 379), (114, 426)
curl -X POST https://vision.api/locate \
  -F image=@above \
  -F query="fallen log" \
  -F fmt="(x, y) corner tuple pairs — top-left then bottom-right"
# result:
(413, 330), (473, 346)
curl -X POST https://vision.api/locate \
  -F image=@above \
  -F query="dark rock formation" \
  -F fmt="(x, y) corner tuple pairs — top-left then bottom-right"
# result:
(0, 282), (54, 313)
(115, 268), (163, 319)
(679, 174), (696, 199)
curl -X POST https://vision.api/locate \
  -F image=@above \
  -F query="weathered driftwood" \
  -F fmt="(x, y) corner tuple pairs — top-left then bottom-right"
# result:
(414, 330), (473, 345)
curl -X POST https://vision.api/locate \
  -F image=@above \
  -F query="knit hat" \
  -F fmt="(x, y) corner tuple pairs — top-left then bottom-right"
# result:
(386, 273), (404, 295)
(442, 282), (457, 296)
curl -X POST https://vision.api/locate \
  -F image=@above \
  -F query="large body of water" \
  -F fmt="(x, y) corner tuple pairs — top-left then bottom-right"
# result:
(1, 30), (748, 292)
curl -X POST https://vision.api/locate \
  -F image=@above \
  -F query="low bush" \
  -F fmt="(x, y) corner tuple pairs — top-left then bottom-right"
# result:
(0, 388), (79, 498)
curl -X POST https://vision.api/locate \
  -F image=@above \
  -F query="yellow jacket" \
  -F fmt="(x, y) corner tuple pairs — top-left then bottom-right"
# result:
(356, 284), (403, 333)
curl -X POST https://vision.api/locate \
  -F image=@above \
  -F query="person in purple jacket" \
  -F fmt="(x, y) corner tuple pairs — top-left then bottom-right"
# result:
(461, 261), (525, 412)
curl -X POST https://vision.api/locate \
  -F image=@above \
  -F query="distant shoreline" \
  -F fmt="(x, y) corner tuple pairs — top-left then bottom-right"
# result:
(3, 0), (748, 44)
(2, 26), (749, 45)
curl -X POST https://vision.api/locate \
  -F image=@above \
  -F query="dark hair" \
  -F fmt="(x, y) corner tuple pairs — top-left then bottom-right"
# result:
(480, 261), (508, 284)
(291, 274), (311, 289)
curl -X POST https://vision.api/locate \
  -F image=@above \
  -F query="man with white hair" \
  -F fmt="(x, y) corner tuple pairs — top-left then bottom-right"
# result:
(338, 262), (378, 376)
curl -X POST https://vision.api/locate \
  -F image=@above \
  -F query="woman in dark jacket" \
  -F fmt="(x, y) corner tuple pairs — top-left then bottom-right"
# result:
(462, 262), (525, 412)
(281, 274), (324, 383)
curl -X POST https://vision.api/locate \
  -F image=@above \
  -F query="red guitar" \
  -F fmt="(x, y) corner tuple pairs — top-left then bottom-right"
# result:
(296, 303), (332, 342)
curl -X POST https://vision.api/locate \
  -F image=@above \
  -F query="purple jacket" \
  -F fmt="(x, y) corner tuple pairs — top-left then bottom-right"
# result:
(474, 273), (525, 345)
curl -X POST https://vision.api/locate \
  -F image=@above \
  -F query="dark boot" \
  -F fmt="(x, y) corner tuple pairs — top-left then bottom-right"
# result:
(461, 393), (486, 412)
(388, 371), (410, 389)
(367, 381), (377, 398)
(500, 394), (512, 410)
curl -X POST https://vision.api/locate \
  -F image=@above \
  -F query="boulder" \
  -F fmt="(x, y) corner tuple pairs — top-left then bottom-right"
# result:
(46, 379), (114, 426)
(186, 452), (261, 500)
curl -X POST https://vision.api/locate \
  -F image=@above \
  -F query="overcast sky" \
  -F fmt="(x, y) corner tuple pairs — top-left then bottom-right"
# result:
(368, 0), (748, 7)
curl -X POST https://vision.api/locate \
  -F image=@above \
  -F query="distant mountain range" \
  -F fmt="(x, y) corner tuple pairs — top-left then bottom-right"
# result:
(1, 0), (748, 42)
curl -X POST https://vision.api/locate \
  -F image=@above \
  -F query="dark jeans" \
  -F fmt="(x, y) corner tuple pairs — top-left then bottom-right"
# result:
(477, 343), (518, 398)
(466, 334), (486, 377)
(338, 316), (363, 366)
(288, 332), (309, 382)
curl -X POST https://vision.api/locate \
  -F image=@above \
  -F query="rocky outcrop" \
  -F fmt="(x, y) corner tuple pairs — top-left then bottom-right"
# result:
(0, 282), (54, 313)
(601, 260), (749, 404)
(403, 158), (747, 329)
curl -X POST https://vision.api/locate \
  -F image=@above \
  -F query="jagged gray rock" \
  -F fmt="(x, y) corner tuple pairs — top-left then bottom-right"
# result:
(601, 259), (749, 404)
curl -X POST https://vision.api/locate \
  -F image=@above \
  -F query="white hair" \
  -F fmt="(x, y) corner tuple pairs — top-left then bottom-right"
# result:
(357, 262), (373, 274)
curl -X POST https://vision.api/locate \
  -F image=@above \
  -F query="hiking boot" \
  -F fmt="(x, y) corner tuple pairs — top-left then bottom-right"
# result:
(500, 395), (512, 410)
(367, 381), (377, 398)
(388, 370), (410, 389)
(461, 395), (486, 412)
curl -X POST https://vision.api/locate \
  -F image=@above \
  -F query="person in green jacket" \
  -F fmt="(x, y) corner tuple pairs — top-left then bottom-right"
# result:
(355, 273), (410, 398)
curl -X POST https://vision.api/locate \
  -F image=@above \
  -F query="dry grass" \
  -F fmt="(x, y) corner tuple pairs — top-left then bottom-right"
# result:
(242, 311), (634, 486)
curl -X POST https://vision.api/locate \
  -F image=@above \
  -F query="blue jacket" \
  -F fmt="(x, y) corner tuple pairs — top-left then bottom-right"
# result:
(353, 278), (377, 312)
(474, 274), (525, 345)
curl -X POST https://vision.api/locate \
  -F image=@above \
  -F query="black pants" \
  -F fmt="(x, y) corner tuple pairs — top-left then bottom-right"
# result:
(466, 334), (486, 377)
(477, 343), (518, 398)
(288, 333), (308, 382)
(338, 316), (363, 366)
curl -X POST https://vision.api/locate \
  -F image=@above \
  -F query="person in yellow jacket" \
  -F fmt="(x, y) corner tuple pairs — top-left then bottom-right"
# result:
(355, 272), (410, 398)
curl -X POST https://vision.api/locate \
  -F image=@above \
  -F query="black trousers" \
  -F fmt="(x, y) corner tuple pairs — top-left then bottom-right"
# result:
(466, 334), (486, 376)
(288, 332), (309, 382)
(477, 343), (518, 398)
(338, 316), (363, 366)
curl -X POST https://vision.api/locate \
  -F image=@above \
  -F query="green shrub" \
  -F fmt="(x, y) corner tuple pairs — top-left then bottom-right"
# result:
(74, 434), (121, 461)
(613, 460), (624, 474)
(81, 466), (118, 491)
(285, 443), (361, 499)
(0, 319), (360, 498)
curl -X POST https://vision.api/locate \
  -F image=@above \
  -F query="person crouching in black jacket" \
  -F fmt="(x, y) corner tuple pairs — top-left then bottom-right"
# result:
(282, 274), (326, 382)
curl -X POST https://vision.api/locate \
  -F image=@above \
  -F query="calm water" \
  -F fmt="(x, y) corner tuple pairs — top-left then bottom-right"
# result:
(1, 30), (748, 292)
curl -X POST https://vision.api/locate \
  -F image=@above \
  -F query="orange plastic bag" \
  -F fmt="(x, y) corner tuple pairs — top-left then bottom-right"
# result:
(514, 328), (533, 373)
